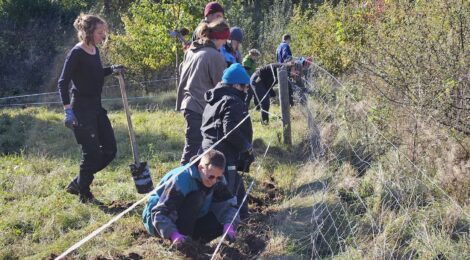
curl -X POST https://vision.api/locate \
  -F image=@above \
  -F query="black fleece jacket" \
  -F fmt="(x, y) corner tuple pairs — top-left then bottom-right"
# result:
(58, 45), (112, 106)
(201, 83), (253, 165)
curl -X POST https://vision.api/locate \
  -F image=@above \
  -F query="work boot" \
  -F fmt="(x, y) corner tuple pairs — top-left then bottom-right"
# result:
(66, 179), (80, 195)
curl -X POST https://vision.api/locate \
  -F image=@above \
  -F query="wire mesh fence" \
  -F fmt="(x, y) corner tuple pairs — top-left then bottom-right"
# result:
(290, 62), (470, 259)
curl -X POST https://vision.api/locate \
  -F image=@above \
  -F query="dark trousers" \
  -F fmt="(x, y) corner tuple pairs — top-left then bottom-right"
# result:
(180, 109), (203, 165)
(225, 167), (248, 219)
(251, 83), (271, 123)
(245, 87), (254, 110)
(72, 107), (116, 195)
(176, 190), (223, 242)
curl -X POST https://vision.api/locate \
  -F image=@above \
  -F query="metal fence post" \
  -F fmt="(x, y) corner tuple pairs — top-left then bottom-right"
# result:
(278, 66), (292, 146)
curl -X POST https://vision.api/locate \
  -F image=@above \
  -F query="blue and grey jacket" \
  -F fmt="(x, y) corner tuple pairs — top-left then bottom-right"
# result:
(142, 165), (239, 238)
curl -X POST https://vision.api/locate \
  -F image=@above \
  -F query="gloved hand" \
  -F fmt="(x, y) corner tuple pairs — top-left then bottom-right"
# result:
(223, 223), (236, 242)
(269, 89), (276, 97)
(237, 145), (255, 172)
(111, 64), (125, 74)
(170, 231), (187, 247)
(64, 108), (77, 129)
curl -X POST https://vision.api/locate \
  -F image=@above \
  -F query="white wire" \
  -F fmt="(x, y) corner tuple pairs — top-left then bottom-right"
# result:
(210, 141), (273, 260)
(56, 79), (280, 259)
(306, 61), (469, 218)
(0, 77), (177, 100)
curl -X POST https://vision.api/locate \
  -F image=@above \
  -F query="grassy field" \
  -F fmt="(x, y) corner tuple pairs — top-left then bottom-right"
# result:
(0, 91), (313, 259)
(1, 87), (469, 259)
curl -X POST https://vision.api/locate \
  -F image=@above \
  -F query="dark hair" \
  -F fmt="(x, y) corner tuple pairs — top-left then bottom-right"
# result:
(73, 13), (107, 45)
(196, 19), (229, 44)
(200, 150), (226, 170)
(282, 34), (291, 41)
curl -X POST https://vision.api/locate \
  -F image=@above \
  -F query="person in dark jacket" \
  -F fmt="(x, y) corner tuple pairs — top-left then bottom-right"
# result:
(58, 14), (122, 203)
(201, 63), (254, 219)
(276, 34), (292, 63)
(176, 19), (230, 165)
(248, 63), (299, 124)
(142, 150), (239, 247)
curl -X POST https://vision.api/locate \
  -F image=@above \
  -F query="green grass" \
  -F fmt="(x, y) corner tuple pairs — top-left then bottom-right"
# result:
(1, 89), (469, 259)
(0, 96), (304, 259)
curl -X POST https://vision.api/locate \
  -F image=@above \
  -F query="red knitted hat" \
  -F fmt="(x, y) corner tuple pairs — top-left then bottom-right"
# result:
(204, 2), (224, 17)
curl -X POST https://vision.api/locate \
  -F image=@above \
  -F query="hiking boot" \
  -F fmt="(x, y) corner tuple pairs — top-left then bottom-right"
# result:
(66, 179), (80, 195)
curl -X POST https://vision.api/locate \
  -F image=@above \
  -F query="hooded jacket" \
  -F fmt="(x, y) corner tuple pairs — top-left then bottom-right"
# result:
(142, 165), (239, 238)
(251, 63), (283, 97)
(176, 40), (226, 114)
(201, 83), (253, 165)
(242, 55), (256, 76)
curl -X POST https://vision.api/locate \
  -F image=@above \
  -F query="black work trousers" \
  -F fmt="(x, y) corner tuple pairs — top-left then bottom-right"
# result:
(180, 109), (202, 165)
(250, 82), (271, 123)
(176, 190), (223, 242)
(72, 104), (116, 195)
(225, 167), (248, 220)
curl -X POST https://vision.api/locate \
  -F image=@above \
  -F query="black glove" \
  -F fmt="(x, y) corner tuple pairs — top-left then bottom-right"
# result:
(237, 146), (255, 172)
(111, 64), (125, 74)
(269, 89), (276, 97)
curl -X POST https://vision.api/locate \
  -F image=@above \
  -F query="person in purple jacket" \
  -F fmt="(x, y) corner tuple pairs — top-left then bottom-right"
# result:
(58, 14), (122, 203)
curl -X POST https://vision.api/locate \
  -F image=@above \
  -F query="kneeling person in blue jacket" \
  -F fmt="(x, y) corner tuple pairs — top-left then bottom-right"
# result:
(142, 150), (238, 247)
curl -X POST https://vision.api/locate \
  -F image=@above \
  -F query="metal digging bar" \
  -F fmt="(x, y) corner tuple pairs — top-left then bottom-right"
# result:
(116, 72), (154, 194)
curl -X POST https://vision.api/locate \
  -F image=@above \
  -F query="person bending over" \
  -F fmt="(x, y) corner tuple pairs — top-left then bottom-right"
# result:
(142, 150), (239, 247)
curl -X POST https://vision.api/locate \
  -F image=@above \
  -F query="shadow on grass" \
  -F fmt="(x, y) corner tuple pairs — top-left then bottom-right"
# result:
(331, 139), (373, 176)
(271, 202), (355, 259)
(293, 179), (329, 195)
(253, 135), (312, 166)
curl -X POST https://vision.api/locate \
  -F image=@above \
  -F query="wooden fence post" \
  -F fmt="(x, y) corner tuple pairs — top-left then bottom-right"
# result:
(278, 66), (292, 146)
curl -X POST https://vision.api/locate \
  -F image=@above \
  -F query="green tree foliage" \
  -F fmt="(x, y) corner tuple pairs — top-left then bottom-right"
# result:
(288, 0), (469, 135)
(352, 0), (469, 134)
(288, 2), (368, 74)
(220, 0), (294, 63)
(105, 0), (206, 80)
(0, 0), (93, 96)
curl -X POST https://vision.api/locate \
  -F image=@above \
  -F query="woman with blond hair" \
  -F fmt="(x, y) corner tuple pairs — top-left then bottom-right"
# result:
(176, 19), (230, 165)
(58, 13), (122, 203)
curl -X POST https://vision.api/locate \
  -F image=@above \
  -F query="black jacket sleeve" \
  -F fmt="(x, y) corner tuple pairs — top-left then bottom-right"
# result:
(222, 98), (251, 152)
(58, 49), (79, 105)
(103, 67), (113, 76)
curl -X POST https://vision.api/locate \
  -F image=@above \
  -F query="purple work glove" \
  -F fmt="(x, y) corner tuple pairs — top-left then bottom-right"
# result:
(170, 231), (187, 247)
(223, 223), (236, 242)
